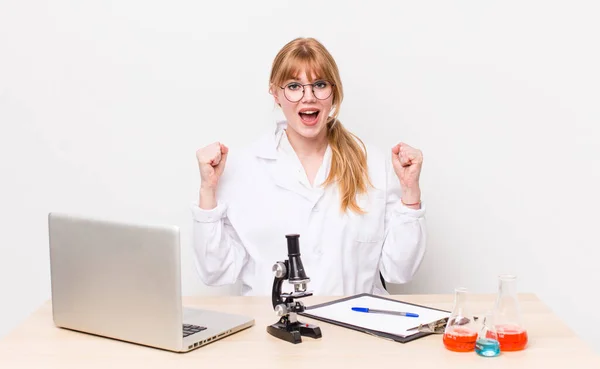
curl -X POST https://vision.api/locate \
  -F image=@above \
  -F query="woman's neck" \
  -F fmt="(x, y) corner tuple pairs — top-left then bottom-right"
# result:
(284, 128), (328, 159)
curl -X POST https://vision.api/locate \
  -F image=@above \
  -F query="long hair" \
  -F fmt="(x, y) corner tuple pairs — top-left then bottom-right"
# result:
(269, 37), (372, 213)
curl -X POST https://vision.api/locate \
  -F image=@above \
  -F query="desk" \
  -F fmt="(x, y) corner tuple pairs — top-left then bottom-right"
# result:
(0, 294), (598, 368)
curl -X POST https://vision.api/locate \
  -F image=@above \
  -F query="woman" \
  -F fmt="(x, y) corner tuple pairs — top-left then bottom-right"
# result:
(191, 37), (426, 296)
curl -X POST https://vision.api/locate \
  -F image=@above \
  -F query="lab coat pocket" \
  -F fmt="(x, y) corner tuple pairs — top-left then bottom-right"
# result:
(352, 239), (381, 274)
(354, 189), (386, 243)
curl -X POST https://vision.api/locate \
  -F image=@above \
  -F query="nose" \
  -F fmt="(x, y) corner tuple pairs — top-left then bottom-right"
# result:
(301, 85), (317, 103)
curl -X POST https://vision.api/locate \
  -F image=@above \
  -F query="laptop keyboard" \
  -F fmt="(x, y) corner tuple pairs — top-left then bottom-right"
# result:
(183, 324), (207, 337)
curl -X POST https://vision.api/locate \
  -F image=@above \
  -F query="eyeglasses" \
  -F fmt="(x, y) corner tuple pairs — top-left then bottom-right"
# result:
(279, 80), (335, 103)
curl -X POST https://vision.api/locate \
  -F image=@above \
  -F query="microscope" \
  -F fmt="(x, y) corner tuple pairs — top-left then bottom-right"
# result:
(266, 234), (322, 344)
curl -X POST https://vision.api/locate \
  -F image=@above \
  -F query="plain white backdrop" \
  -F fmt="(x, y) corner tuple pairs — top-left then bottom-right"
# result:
(1, 0), (599, 353)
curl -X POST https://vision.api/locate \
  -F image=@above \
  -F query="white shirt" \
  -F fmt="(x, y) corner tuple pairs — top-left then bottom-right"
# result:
(190, 120), (426, 296)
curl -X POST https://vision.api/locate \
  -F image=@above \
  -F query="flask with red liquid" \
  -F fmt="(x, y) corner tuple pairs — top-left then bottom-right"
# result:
(443, 288), (478, 352)
(493, 274), (528, 351)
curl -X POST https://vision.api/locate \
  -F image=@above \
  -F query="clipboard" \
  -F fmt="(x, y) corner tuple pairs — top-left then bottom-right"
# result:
(299, 293), (450, 343)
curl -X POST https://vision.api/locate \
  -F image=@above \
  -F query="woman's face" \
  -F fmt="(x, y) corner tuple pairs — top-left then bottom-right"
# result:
(272, 70), (334, 141)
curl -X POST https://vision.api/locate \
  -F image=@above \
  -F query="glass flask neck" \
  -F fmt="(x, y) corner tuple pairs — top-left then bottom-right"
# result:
(494, 274), (523, 327)
(498, 274), (518, 298)
(451, 287), (472, 317)
(455, 288), (468, 304)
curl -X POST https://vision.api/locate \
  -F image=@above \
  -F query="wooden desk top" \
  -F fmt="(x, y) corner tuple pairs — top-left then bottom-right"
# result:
(0, 293), (598, 368)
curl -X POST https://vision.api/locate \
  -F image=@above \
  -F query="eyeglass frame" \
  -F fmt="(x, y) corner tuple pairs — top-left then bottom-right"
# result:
(278, 80), (336, 103)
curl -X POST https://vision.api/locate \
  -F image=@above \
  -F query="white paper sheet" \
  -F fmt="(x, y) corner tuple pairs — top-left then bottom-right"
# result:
(304, 295), (450, 337)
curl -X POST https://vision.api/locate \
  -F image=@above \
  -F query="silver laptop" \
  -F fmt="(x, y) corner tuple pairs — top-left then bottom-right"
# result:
(47, 212), (254, 352)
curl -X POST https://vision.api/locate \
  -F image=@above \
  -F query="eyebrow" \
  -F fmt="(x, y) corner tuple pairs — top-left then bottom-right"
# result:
(285, 77), (325, 84)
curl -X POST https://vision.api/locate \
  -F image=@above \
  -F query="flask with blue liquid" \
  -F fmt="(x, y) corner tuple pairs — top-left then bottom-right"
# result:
(475, 312), (501, 357)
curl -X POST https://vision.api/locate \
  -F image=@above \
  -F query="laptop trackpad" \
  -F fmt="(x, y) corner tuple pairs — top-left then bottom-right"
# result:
(182, 308), (231, 326)
(183, 307), (209, 323)
(183, 307), (251, 331)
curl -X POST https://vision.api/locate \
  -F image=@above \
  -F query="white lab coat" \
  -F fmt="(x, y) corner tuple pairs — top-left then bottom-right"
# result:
(190, 120), (426, 296)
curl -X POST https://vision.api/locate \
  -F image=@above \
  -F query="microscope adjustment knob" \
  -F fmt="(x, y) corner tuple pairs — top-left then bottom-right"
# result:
(272, 262), (287, 278)
(274, 304), (288, 316)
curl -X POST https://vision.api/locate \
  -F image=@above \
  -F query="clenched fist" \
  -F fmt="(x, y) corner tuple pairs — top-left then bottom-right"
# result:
(391, 142), (423, 206)
(196, 142), (229, 191)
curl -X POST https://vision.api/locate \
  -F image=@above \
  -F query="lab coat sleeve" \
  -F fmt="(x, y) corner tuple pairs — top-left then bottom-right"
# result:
(190, 201), (248, 286)
(379, 156), (427, 284)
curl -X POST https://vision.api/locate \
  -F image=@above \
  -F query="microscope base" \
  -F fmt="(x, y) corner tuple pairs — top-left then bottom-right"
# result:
(267, 316), (322, 344)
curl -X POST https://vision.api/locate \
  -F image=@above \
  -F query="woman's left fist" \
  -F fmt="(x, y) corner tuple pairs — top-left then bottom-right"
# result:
(391, 143), (423, 193)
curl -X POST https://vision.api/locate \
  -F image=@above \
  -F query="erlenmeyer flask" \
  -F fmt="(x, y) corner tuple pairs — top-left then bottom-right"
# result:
(443, 288), (478, 352)
(493, 274), (528, 351)
(475, 312), (500, 357)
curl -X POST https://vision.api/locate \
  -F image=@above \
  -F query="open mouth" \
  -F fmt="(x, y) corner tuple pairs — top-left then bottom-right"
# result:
(298, 109), (320, 125)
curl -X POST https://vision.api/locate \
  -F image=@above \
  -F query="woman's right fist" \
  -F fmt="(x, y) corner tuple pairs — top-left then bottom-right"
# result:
(196, 142), (228, 190)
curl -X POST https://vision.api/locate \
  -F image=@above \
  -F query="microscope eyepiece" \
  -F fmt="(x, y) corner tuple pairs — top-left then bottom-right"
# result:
(285, 234), (309, 284)
(285, 234), (300, 256)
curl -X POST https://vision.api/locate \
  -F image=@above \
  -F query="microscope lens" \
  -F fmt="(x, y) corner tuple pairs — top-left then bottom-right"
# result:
(286, 234), (300, 255)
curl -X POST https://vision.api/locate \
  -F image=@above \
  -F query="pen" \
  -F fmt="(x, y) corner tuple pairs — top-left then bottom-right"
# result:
(351, 307), (419, 317)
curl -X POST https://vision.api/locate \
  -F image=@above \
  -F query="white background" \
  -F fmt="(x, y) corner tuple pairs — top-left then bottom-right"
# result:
(1, 0), (599, 354)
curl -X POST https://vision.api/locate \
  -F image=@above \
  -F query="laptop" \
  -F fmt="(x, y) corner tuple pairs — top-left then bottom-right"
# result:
(47, 212), (255, 352)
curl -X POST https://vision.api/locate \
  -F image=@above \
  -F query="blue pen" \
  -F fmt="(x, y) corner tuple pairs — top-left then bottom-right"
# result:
(351, 307), (419, 317)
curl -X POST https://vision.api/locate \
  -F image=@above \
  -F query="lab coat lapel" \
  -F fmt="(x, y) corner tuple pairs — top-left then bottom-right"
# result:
(265, 156), (321, 203)
(252, 121), (324, 203)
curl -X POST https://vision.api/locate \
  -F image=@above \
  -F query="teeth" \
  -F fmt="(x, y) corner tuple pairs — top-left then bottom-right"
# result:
(301, 111), (317, 114)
